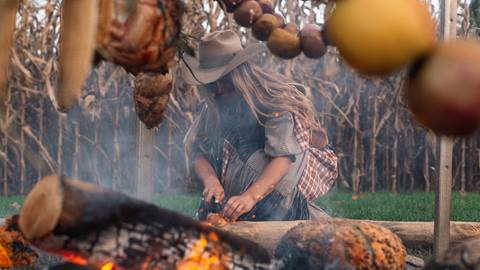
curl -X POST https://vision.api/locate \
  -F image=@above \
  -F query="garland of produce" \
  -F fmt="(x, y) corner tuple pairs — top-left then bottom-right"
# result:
(220, 0), (480, 136)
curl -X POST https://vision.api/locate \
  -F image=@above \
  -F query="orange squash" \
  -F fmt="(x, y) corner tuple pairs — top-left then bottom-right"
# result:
(275, 221), (406, 270)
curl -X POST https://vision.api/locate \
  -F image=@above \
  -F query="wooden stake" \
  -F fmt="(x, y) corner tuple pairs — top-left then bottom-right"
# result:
(135, 120), (155, 201)
(434, 0), (457, 257)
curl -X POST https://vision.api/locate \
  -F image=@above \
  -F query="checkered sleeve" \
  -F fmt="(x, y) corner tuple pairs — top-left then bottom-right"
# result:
(293, 116), (338, 201)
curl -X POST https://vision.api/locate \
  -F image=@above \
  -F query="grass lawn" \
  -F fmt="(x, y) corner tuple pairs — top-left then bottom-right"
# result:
(1, 191), (479, 222)
(155, 191), (480, 221)
(315, 191), (480, 221)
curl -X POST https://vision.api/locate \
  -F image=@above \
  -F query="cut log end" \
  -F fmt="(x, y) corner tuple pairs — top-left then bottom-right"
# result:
(19, 175), (63, 240)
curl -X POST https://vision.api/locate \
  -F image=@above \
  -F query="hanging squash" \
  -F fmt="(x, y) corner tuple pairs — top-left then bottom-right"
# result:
(96, 0), (184, 75)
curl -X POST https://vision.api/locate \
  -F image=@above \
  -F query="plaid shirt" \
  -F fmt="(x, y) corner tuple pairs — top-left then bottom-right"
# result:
(219, 114), (338, 201)
(293, 116), (338, 201)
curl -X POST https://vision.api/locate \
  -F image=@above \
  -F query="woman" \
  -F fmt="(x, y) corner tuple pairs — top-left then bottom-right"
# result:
(181, 30), (337, 222)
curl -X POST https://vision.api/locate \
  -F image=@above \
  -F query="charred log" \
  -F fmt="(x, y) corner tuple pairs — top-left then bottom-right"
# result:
(19, 175), (276, 270)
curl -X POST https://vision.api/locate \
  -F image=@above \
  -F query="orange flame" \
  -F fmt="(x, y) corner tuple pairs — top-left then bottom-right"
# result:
(0, 243), (12, 268)
(58, 251), (88, 265)
(100, 262), (115, 270)
(177, 233), (227, 270)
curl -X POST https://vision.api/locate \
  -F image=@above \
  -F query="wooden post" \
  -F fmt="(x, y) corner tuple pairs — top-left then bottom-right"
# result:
(434, 0), (457, 257)
(135, 120), (155, 201)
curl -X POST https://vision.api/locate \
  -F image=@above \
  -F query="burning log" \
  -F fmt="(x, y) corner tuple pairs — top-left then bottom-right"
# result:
(19, 175), (276, 270)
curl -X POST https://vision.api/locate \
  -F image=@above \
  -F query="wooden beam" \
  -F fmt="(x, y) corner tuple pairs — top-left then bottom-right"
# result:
(221, 220), (480, 255)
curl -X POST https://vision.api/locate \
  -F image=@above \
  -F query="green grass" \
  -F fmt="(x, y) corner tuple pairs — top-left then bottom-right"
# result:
(153, 191), (480, 221)
(0, 196), (24, 217)
(2, 192), (479, 222)
(315, 191), (480, 221)
(153, 193), (202, 217)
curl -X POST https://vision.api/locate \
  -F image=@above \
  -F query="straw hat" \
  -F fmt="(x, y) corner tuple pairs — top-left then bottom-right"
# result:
(181, 30), (266, 85)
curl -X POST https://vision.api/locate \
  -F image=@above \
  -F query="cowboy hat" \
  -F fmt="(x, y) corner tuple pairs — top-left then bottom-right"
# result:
(180, 30), (267, 85)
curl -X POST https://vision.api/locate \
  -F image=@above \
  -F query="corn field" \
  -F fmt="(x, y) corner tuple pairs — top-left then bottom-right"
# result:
(0, 0), (479, 197)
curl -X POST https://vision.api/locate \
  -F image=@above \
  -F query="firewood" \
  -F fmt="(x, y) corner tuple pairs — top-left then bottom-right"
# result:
(19, 175), (276, 270)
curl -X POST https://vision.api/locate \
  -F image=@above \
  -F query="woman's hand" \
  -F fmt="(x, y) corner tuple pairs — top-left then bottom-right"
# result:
(222, 193), (257, 221)
(203, 178), (225, 204)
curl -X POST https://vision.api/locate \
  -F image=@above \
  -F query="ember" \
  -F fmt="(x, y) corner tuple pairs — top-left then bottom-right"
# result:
(177, 233), (228, 270)
(0, 216), (37, 268)
(0, 243), (12, 268)
(100, 262), (115, 270)
(58, 251), (88, 266)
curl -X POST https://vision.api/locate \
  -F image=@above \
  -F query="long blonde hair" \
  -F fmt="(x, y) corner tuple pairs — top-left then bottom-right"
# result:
(228, 62), (322, 132)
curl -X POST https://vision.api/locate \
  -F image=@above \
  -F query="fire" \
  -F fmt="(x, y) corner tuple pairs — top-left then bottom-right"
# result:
(0, 243), (12, 268)
(58, 251), (88, 265)
(177, 233), (228, 270)
(100, 262), (115, 270)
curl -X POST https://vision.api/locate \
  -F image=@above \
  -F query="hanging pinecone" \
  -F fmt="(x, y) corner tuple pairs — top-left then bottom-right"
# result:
(134, 72), (173, 129)
(96, 0), (184, 75)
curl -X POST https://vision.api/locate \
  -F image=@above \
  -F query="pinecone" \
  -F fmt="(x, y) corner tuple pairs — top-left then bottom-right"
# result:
(134, 72), (173, 128)
(96, 0), (184, 75)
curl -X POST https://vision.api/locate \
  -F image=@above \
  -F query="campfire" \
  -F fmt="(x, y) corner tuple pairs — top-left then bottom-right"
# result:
(16, 175), (275, 270)
(0, 174), (417, 270)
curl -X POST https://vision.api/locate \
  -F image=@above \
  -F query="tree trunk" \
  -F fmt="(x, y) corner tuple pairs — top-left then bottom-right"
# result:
(460, 138), (466, 195)
(424, 146), (431, 192)
(392, 111), (398, 193)
(370, 96), (378, 193)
